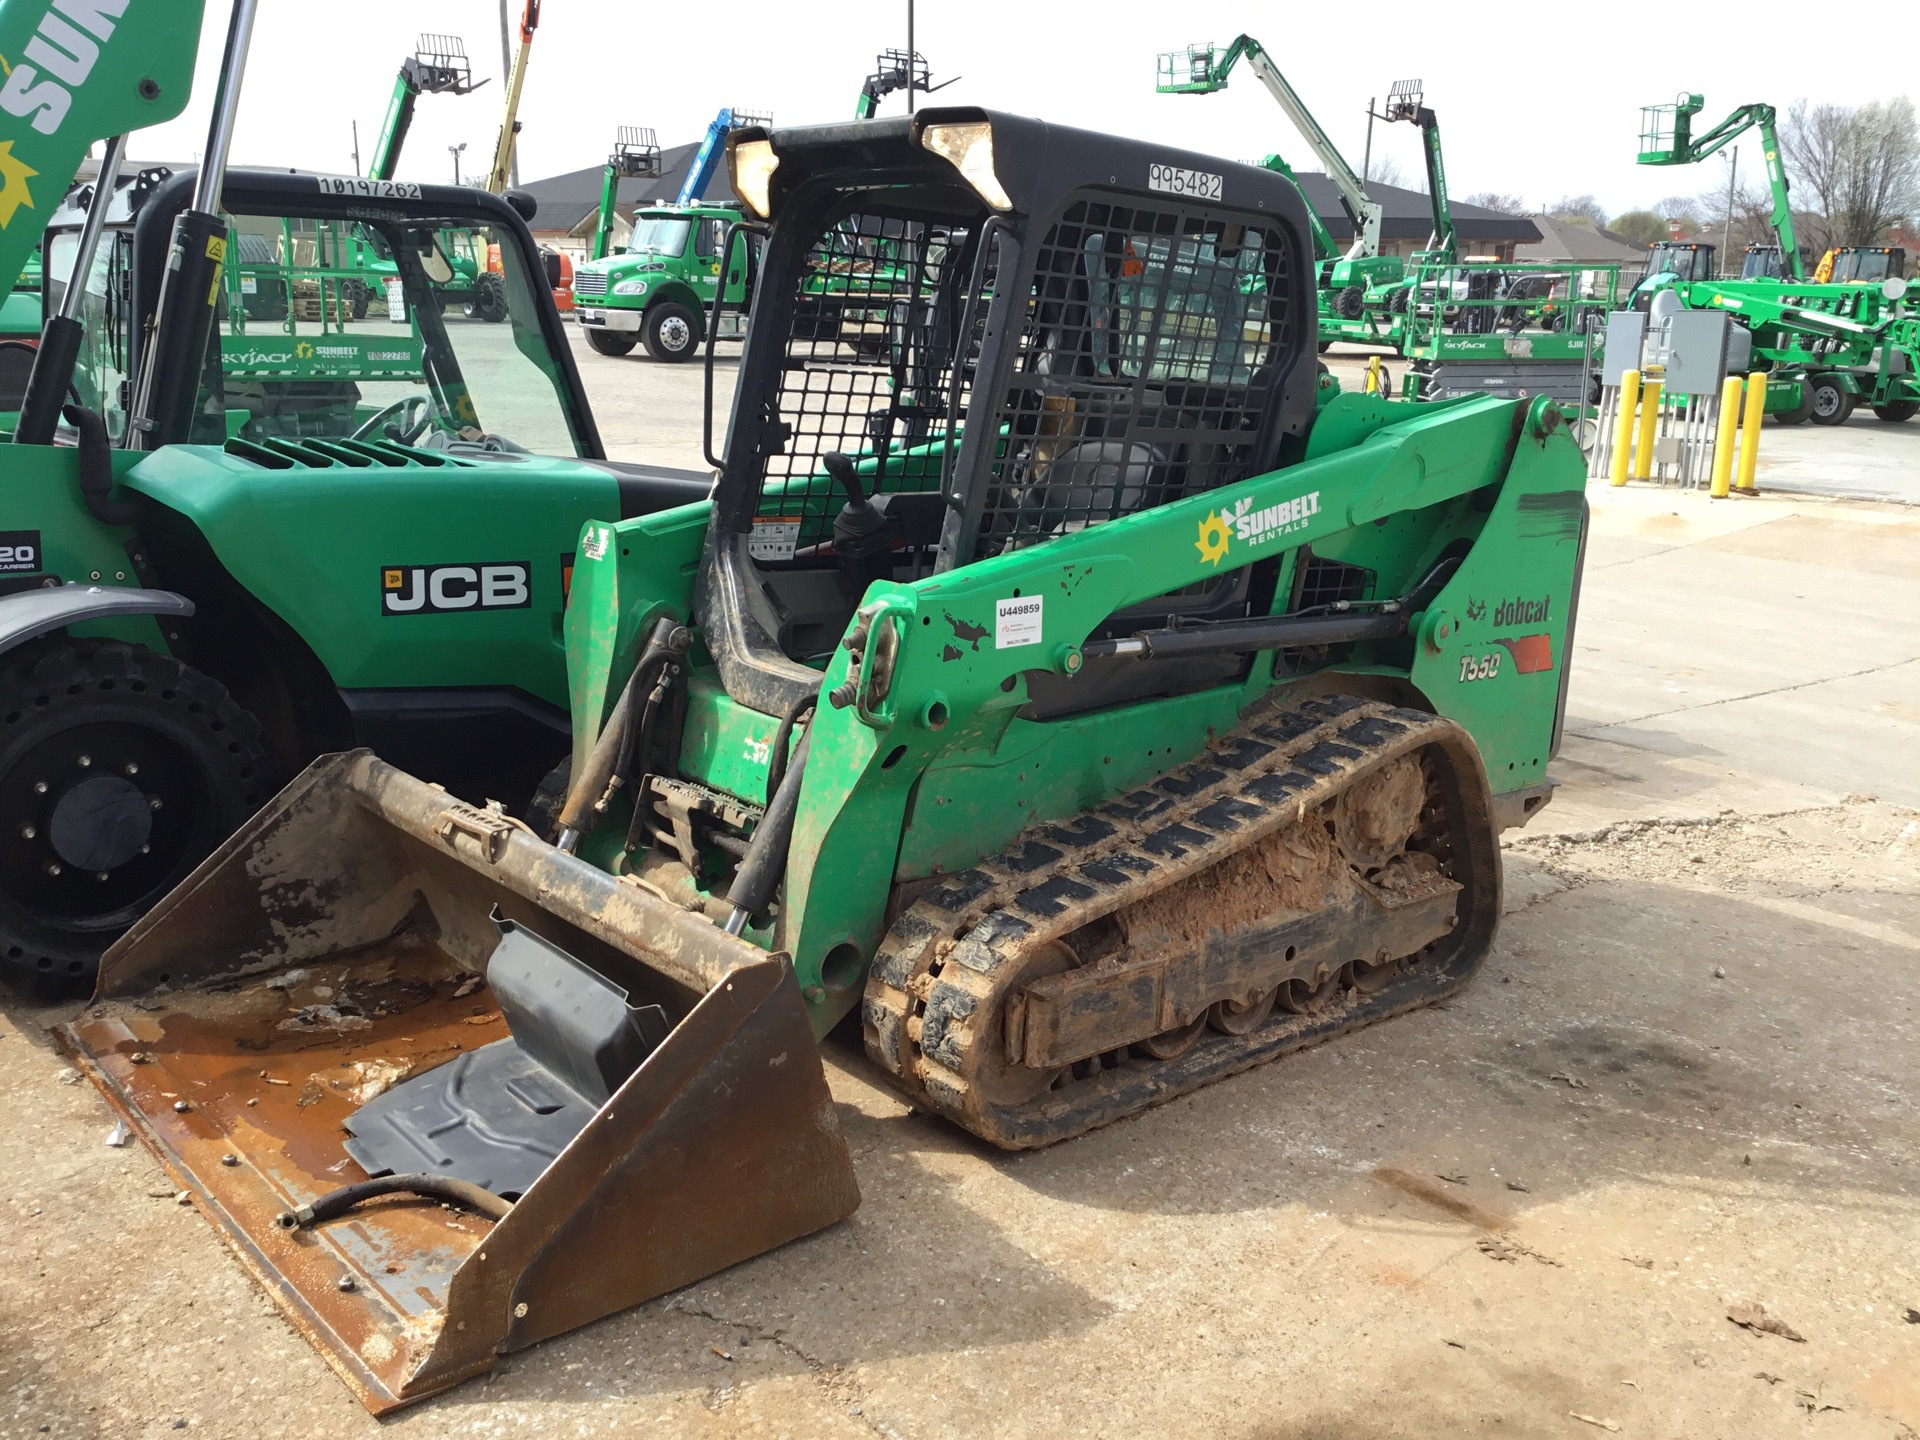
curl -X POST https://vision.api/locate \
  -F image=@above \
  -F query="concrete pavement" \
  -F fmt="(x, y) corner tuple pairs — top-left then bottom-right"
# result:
(3, 339), (1917, 1439)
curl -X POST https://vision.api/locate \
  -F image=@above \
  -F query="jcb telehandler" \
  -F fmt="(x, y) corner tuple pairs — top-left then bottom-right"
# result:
(64, 108), (1588, 1411)
(0, 0), (707, 991)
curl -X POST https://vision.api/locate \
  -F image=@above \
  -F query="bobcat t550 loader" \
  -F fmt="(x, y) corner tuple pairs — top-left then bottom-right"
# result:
(62, 107), (1588, 1410)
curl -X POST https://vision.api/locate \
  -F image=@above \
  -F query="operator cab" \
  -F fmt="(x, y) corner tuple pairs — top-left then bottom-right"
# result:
(1644, 240), (1716, 284)
(1740, 244), (1784, 280)
(45, 170), (601, 460)
(699, 110), (1317, 717)
(1831, 246), (1907, 285)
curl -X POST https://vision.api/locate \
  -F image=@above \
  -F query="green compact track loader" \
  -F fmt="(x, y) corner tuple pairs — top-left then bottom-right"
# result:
(65, 109), (1589, 1411)
(0, 0), (708, 992)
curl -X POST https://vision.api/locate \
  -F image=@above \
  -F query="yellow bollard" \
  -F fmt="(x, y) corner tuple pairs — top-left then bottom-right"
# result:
(1631, 377), (1663, 480)
(1365, 355), (1381, 395)
(1735, 370), (1767, 494)
(1709, 376), (1742, 498)
(1609, 369), (1642, 486)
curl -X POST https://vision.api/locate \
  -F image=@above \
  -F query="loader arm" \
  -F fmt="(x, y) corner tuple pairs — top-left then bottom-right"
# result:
(0, 0), (203, 303)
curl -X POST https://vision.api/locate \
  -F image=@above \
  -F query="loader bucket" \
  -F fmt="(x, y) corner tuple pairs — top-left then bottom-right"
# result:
(56, 752), (859, 1413)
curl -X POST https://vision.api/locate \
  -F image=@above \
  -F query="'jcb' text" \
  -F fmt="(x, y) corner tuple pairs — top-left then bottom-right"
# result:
(381, 563), (531, 615)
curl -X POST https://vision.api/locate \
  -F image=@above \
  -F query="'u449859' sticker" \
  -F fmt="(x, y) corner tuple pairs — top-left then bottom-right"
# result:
(0, 530), (41, 574)
(382, 563), (530, 615)
(995, 595), (1043, 648)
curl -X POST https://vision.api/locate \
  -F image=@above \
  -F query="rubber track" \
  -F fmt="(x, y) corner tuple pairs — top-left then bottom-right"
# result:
(861, 694), (1501, 1149)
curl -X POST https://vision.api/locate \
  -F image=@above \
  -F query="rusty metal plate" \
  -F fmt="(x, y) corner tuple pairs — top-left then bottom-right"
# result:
(61, 937), (503, 1411)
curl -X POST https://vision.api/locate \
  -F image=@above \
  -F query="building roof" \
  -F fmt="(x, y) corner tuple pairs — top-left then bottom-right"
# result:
(1286, 172), (1541, 246)
(1515, 213), (1647, 264)
(516, 139), (740, 235)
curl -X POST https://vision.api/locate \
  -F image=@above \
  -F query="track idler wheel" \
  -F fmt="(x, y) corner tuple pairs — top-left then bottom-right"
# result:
(1207, 986), (1279, 1036)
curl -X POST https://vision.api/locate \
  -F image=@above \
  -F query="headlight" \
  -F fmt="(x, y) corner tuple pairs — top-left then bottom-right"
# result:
(612, 279), (650, 297)
(920, 121), (1012, 211)
(730, 137), (779, 220)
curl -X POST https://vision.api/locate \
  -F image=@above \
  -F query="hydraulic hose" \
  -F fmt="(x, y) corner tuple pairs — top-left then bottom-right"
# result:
(554, 617), (689, 850)
(64, 404), (141, 526)
(723, 728), (810, 935)
(274, 1174), (512, 1230)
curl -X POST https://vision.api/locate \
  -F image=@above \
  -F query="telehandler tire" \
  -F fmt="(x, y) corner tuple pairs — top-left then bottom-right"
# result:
(644, 302), (702, 363)
(463, 273), (509, 323)
(585, 328), (638, 357)
(0, 642), (274, 995)
(1872, 401), (1917, 423)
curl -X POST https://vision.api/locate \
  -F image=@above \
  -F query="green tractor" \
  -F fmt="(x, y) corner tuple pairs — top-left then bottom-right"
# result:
(0, 0), (710, 991)
(572, 108), (767, 361)
(67, 109), (1590, 1410)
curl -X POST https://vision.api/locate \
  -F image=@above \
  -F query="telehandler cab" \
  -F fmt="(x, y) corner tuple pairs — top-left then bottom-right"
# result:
(66, 108), (1590, 1410)
(0, 0), (708, 992)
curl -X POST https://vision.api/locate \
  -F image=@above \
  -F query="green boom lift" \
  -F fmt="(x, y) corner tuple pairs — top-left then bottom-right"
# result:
(0, 0), (708, 990)
(1156, 37), (1403, 320)
(1637, 93), (1803, 280)
(1632, 94), (1917, 423)
(69, 109), (1592, 1411)
(1382, 79), (1458, 262)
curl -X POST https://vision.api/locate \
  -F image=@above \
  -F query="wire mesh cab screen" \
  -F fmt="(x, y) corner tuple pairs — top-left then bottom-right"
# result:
(738, 186), (1295, 579)
(746, 204), (982, 575)
(969, 192), (1294, 563)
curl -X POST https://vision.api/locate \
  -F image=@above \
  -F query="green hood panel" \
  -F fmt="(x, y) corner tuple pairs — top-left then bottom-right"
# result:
(124, 444), (623, 702)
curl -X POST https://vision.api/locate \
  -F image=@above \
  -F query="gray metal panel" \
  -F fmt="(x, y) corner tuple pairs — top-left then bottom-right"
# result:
(1602, 311), (1647, 385)
(0, 583), (194, 654)
(1424, 361), (1588, 404)
(1661, 310), (1730, 396)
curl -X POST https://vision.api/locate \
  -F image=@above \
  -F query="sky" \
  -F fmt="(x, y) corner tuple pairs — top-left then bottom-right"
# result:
(128, 0), (1907, 222)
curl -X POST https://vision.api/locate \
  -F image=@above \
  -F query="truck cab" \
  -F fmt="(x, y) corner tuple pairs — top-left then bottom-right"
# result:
(571, 203), (756, 362)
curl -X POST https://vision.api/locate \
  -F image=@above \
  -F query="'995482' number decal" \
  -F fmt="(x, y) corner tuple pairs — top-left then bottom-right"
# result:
(1148, 163), (1223, 201)
(1458, 652), (1502, 683)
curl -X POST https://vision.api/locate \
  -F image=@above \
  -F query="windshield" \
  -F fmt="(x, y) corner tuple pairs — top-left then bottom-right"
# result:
(47, 227), (133, 434)
(627, 216), (691, 256)
(1835, 250), (1892, 283)
(200, 210), (587, 455)
(1740, 248), (1782, 280)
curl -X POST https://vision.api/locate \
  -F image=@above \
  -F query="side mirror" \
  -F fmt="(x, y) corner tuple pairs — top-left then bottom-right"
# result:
(503, 188), (538, 223)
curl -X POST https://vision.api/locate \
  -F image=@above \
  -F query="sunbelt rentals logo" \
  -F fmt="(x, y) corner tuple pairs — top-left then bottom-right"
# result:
(0, 0), (134, 226)
(1195, 490), (1321, 566)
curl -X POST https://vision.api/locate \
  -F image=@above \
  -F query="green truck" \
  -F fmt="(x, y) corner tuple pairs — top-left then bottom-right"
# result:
(572, 108), (765, 361)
